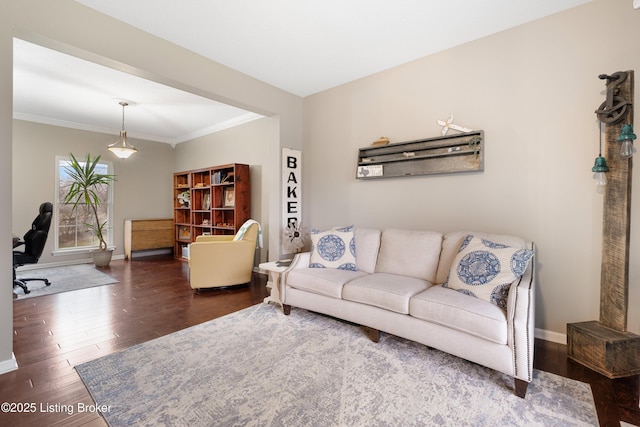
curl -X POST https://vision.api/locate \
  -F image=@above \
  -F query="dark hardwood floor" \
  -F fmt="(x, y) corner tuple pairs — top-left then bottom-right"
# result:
(1, 255), (638, 426)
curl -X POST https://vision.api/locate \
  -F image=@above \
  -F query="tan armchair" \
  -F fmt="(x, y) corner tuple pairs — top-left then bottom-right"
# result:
(188, 223), (259, 289)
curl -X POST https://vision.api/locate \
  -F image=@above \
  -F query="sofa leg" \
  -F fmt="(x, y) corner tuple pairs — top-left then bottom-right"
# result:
(282, 304), (291, 315)
(514, 379), (528, 398)
(363, 326), (380, 343)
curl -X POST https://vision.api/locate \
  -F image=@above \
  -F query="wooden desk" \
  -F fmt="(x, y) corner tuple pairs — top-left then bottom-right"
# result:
(124, 219), (173, 260)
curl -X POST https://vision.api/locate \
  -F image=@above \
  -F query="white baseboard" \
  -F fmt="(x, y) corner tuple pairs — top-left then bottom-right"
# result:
(16, 258), (93, 271)
(0, 353), (18, 375)
(16, 252), (131, 271)
(535, 328), (566, 344)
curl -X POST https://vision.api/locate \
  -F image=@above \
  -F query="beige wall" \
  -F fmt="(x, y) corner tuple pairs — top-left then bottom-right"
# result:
(2, 0), (639, 372)
(0, 2), (14, 371)
(1, 0), (302, 372)
(303, 0), (640, 338)
(12, 120), (175, 264)
(175, 116), (279, 264)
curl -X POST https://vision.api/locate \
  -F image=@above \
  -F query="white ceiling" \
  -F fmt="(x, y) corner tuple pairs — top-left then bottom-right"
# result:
(13, 39), (264, 145)
(14, 0), (593, 145)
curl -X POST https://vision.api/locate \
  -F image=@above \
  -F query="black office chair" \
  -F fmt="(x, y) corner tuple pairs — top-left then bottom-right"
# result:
(13, 202), (53, 294)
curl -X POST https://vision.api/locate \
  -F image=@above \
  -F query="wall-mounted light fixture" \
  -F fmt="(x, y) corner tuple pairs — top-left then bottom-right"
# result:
(592, 72), (634, 193)
(618, 123), (637, 159)
(108, 101), (137, 159)
(592, 123), (609, 194)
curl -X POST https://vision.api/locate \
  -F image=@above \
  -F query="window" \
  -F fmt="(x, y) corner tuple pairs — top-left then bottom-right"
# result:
(54, 155), (114, 253)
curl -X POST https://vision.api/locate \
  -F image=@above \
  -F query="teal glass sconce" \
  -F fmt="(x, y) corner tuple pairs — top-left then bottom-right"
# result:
(618, 123), (637, 159)
(592, 155), (609, 194)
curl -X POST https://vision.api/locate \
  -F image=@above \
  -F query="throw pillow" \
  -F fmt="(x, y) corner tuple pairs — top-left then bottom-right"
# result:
(443, 234), (533, 310)
(310, 226), (357, 271)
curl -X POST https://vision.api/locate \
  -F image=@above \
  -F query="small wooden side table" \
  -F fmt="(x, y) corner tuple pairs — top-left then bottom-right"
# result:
(259, 261), (290, 310)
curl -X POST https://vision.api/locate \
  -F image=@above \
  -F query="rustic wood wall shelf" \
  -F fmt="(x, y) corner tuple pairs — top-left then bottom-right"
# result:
(356, 130), (484, 179)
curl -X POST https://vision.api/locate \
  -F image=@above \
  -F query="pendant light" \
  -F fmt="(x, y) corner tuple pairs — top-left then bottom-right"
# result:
(592, 122), (609, 194)
(108, 101), (137, 159)
(618, 123), (637, 159)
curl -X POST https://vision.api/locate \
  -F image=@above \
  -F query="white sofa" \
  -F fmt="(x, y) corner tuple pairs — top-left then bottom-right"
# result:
(281, 227), (536, 398)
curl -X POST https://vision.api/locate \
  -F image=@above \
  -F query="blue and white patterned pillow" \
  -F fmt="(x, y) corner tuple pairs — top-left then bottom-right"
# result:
(443, 234), (533, 310)
(309, 226), (357, 271)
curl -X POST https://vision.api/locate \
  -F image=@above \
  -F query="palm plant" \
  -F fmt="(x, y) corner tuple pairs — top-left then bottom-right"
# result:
(63, 153), (117, 251)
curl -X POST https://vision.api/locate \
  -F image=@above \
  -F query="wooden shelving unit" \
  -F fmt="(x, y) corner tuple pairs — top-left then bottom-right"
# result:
(356, 131), (484, 179)
(172, 163), (250, 260)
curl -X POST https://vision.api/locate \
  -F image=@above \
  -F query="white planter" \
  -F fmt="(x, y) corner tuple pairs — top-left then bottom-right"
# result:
(92, 248), (114, 267)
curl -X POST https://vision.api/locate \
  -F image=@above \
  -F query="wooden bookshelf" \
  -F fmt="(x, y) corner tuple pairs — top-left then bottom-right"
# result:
(172, 163), (250, 260)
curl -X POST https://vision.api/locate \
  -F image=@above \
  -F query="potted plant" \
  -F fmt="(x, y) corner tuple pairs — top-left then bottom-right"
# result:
(63, 153), (117, 267)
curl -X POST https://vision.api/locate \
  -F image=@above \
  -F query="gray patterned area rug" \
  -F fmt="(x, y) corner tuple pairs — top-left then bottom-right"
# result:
(76, 304), (597, 427)
(14, 264), (118, 299)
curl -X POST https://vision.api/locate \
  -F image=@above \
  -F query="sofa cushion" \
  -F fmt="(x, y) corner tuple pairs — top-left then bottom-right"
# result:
(287, 268), (367, 299)
(443, 234), (534, 310)
(310, 226), (357, 271)
(375, 229), (443, 282)
(410, 285), (508, 344)
(343, 273), (431, 314)
(354, 228), (381, 274)
(436, 231), (528, 285)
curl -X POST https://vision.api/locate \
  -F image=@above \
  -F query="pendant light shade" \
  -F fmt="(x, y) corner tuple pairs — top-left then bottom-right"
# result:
(592, 155), (609, 194)
(592, 122), (609, 194)
(618, 123), (637, 159)
(108, 101), (137, 159)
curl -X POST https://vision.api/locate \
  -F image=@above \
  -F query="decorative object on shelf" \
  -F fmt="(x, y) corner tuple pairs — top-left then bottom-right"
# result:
(592, 122), (609, 194)
(356, 164), (384, 178)
(371, 136), (389, 146)
(568, 70), (640, 379)
(618, 123), (637, 159)
(108, 101), (137, 159)
(223, 188), (235, 207)
(283, 220), (305, 253)
(62, 153), (117, 267)
(356, 130), (483, 179)
(177, 190), (190, 208)
(221, 172), (234, 183)
(437, 114), (472, 136)
(179, 226), (191, 240)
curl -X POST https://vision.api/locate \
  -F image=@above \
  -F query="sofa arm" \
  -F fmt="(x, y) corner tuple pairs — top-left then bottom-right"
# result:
(506, 242), (536, 383)
(289, 252), (310, 270)
(280, 252), (310, 303)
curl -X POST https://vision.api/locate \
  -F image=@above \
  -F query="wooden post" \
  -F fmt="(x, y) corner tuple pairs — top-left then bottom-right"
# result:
(567, 70), (640, 379)
(601, 70), (634, 331)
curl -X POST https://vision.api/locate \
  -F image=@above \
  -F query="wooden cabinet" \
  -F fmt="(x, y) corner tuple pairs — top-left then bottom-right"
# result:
(124, 219), (174, 260)
(173, 163), (250, 259)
